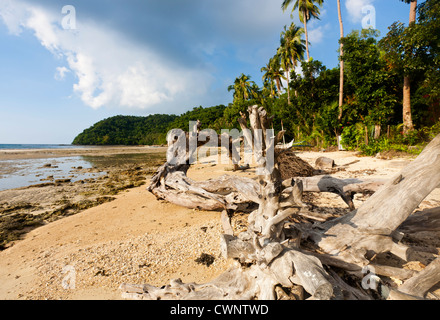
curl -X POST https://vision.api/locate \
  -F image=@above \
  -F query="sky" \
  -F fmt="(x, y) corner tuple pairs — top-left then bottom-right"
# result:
(0, 0), (417, 144)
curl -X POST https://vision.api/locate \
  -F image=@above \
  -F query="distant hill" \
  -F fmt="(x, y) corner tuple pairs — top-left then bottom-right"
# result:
(166, 105), (227, 132)
(72, 105), (227, 146)
(72, 114), (178, 145)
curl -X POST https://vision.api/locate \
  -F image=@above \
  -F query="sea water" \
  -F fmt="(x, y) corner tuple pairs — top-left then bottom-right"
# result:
(0, 144), (90, 150)
(0, 156), (106, 191)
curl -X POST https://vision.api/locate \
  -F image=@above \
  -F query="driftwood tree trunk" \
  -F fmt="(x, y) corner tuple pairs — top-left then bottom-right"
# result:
(121, 106), (440, 300)
(311, 133), (440, 266)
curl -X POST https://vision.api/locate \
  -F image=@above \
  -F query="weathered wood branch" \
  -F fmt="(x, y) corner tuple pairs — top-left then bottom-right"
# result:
(283, 175), (385, 210)
(312, 133), (440, 265)
(398, 257), (440, 298)
(397, 206), (440, 233)
(123, 105), (440, 300)
(120, 262), (267, 300)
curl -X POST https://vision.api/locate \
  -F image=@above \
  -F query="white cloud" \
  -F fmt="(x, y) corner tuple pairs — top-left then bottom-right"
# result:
(345, 0), (375, 23)
(0, 0), (213, 110)
(25, 6), (59, 53)
(308, 26), (323, 45)
(307, 22), (331, 47)
(0, 0), (28, 35)
(294, 64), (303, 77)
(54, 66), (70, 81)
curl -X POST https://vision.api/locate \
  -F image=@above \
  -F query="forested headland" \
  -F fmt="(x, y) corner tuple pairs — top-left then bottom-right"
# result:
(73, 0), (439, 156)
(72, 105), (227, 146)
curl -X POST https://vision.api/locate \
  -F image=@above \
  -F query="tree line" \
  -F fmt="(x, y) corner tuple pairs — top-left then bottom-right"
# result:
(226, 0), (439, 154)
(73, 0), (439, 154)
(72, 106), (227, 146)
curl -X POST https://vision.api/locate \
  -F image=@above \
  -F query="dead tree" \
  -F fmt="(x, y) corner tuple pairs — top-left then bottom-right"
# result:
(121, 106), (440, 300)
(309, 132), (440, 266)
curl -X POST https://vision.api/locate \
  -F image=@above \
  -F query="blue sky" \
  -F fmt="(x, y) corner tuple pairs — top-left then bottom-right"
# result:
(0, 0), (417, 144)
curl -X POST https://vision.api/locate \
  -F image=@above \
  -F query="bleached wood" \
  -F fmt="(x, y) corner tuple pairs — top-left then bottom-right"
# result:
(315, 157), (335, 170)
(221, 210), (234, 236)
(398, 258), (440, 298)
(314, 133), (440, 264)
(124, 105), (440, 300)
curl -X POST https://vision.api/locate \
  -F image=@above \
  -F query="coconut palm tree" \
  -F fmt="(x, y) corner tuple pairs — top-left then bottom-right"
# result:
(337, 0), (344, 123)
(336, 0), (345, 150)
(250, 82), (264, 104)
(262, 79), (277, 100)
(400, 0), (418, 134)
(271, 55), (287, 96)
(227, 74), (256, 102)
(261, 63), (277, 98)
(261, 55), (287, 97)
(281, 0), (324, 61)
(278, 23), (306, 105)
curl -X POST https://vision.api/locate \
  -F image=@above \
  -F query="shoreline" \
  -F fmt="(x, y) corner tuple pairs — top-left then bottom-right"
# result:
(0, 145), (168, 161)
(0, 146), (168, 250)
(0, 148), (439, 299)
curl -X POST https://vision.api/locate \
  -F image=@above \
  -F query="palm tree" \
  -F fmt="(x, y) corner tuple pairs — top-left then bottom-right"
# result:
(261, 63), (277, 98)
(250, 83), (263, 104)
(336, 0), (345, 150)
(271, 55), (287, 96)
(400, 0), (417, 134)
(227, 74), (256, 102)
(278, 23), (306, 105)
(261, 55), (287, 97)
(337, 0), (344, 123)
(281, 0), (324, 61)
(262, 79), (277, 99)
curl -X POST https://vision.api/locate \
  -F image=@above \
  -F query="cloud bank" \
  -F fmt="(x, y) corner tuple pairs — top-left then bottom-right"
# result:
(0, 0), (298, 112)
(0, 0), (212, 110)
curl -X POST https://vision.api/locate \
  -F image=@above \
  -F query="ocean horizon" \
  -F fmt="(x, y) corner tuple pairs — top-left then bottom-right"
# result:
(0, 144), (86, 150)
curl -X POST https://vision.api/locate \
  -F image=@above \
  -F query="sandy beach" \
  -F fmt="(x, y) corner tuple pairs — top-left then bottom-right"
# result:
(0, 147), (439, 300)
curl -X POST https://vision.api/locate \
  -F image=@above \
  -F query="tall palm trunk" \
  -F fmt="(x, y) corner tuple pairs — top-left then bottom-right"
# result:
(336, 0), (345, 150)
(409, 0), (417, 24)
(303, 10), (310, 61)
(403, 0), (417, 134)
(275, 79), (282, 96)
(403, 76), (413, 133)
(337, 0), (344, 122)
(286, 69), (291, 105)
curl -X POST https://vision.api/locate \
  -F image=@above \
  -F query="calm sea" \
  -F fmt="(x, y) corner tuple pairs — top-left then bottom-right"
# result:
(0, 144), (85, 150)
(0, 144), (97, 190)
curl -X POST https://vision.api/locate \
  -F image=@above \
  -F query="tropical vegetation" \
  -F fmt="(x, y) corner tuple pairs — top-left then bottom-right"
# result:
(72, 114), (178, 145)
(73, 0), (440, 156)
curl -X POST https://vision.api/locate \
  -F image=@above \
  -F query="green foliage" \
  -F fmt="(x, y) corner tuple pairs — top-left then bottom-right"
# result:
(72, 114), (178, 145)
(166, 105), (227, 132)
(342, 29), (399, 127)
(340, 122), (440, 156)
(286, 59), (339, 140)
(73, 0), (440, 151)
(393, 122), (440, 146)
(341, 123), (366, 150)
(358, 138), (388, 156)
(315, 101), (342, 142)
(72, 106), (228, 146)
(261, 55), (286, 97)
(227, 74), (257, 102)
(379, 0), (440, 127)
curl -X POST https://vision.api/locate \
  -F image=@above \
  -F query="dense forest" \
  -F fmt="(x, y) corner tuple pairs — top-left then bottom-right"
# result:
(72, 106), (227, 146)
(72, 114), (178, 145)
(73, 0), (439, 155)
